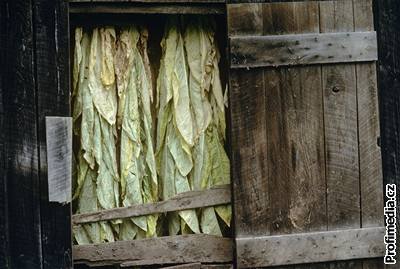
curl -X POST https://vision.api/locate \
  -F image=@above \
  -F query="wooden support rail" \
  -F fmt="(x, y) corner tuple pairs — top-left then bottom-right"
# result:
(236, 227), (385, 268)
(73, 234), (233, 267)
(230, 31), (378, 68)
(72, 184), (231, 225)
(69, 2), (225, 14)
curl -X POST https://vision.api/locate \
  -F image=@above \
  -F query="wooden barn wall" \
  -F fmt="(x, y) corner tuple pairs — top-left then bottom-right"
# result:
(229, 0), (384, 268)
(0, 2), (10, 268)
(376, 0), (400, 265)
(0, 0), (72, 268)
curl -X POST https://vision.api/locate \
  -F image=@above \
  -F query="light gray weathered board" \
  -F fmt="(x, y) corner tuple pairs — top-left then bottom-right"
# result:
(236, 227), (385, 268)
(73, 234), (233, 267)
(45, 116), (72, 203)
(230, 31), (377, 68)
(72, 184), (231, 225)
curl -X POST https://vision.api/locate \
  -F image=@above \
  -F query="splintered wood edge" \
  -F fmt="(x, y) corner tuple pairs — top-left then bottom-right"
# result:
(230, 31), (378, 68)
(73, 234), (233, 266)
(236, 227), (385, 268)
(72, 185), (231, 225)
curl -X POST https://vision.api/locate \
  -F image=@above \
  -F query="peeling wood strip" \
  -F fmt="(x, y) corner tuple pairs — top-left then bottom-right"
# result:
(45, 117), (72, 204)
(69, 3), (225, 14)
(230, 31), (377, 68)
(73, 234), (233, 267)
(72, 185), (231, 225)
(236, 227), (385, 268)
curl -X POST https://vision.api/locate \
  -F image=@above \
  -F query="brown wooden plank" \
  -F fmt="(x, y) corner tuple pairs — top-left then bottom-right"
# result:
(320, 1), (362, 268)
(73, 235), (233, 267)
(227, 3), (269, 238)
(230, 31), (377, 68)
(73, 185), (230, 225)
(262, 4), (328, 269)
(227, 3), (263, 36)
(320, 0), (361, 230)
(353, 0), (384, 229)
(263, 1), (327, 236)
(69, 3), (225, 14)
(353, 1), (384, 268)
(236, 227), (385, 268)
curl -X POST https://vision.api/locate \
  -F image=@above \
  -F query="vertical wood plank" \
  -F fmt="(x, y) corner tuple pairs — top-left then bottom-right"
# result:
(320, 1), (362, 269)
(3, 0), (43, 268)
(0, 2), (10, 267)
(263, 1), (326, 235)
(263, 3), (328, 269)
(33, 0), (72, 268)
(376, 0), (400, 266)
(353, 0), (384, 229)
(354, 1), (384, 268)
(228, 3), (269, 237)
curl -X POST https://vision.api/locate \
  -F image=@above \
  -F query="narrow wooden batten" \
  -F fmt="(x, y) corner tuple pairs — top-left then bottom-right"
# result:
(230, 31), (378, 68)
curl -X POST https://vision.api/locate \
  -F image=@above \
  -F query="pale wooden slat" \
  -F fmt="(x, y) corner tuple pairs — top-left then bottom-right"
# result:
(72, 185), (230, 225)
(236, 227), (385, 268)
(73, 234), (233, 267)
(69, 3), (225, 14)
(230, 31), (377, 68)
(45, 117), (72, 204)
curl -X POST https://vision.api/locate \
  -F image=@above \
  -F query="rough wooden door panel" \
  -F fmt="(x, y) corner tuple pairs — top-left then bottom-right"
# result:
(228, 4), (269, 237)
(229, 0), (383, 268)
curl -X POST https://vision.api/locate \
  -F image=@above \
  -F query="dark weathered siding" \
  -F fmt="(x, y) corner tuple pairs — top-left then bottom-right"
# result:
(376, 0), (400, 265)
(0, 0), (72, 268)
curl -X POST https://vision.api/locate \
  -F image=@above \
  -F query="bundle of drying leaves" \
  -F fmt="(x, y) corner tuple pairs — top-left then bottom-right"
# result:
(72, 17), (230, 245)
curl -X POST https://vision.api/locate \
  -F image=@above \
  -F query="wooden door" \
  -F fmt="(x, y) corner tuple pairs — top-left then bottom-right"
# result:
(228, 0), (385, 268)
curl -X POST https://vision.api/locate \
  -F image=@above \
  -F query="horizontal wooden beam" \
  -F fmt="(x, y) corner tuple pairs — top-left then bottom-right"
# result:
(230, 31), (377, 68)
(72, 185), (231, 225)
(236, 227), (385, 268)
(73, 234), (233, 267)
(69, 3), (225, 14)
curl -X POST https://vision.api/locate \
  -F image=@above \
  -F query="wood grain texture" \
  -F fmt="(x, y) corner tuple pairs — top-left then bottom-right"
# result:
(236, 227), (385, 268)
(3, 0), (43, 268)
(0, 2), (9, 268)
(73, 185), (231, 225)
(34, 0), (72, 268)
(353, 0), (384, 229)
(45, 117), (72, 204)
(320, 1), (363, 269)
(230, 31), (378, 68)
(376, 0), (400, 265)
(228, 3), (270, 238)
(69, 3), (225, 14)
(320, 0), (361, 231)
(354, 2), (384, 269)
(263, 1), (327, 237)
(73, 235), (233, 267)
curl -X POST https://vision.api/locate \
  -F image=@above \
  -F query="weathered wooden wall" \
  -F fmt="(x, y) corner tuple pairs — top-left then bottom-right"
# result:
(0, 0), (72, 268)
(376, 0), (400, 265)
(229, 0), (384, 268)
